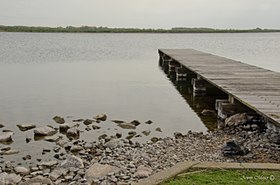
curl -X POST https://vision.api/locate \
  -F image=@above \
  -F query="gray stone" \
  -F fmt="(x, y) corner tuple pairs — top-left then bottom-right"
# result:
(85, 163), (120, 182)
(135, 165), (152, 178)
(142, 130), (151, 136)
(104, 139), (119, 148)
(222, 140), (249, 157)
(92, 124), (101, 130)
(44, 135), (61, 142)
(49, 168), (68, 181)
(201, 109), (216, 116)
(70, 145), (84, 152)
(111, 120), (124, 124)
(0, 132), (13, 142)
(225, 113), (249, 127)
(0, 149), (19, 155)
(66, 127), (80, 139)
(17, 124), (36, 131)
(34, 126), (57, 136)
(130, 120), (141, 126)
(61, 155), (84, 169)
(53, 116), (65, 124)
(39, 160), (58, 167)
(155, 127), (162, 132)
(19, 175), (53, 185)
(0, 172), (22, 184)
(145, 120), (153, 124)
(14, 166), (30, 175)
(83, 119), (93, 125)
(117, 122), (136, 129)
(94, 114), (107, 121)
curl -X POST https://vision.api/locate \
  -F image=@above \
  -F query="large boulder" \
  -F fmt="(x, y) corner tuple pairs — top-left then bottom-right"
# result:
(34, 126), (57, 136)
(225, 113), (249, 127)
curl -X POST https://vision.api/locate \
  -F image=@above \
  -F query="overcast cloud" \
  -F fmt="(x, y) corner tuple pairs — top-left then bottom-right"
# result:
(0, 0), (279, 29)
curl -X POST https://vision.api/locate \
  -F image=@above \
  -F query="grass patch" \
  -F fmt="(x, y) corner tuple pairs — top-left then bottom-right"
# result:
(162, 169), (280, 185)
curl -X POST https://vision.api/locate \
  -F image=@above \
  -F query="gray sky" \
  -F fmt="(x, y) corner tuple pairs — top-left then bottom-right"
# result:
(1, 0), (280, 29)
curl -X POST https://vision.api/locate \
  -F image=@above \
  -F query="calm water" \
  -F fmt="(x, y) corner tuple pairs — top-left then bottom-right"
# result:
(0, 32), (280, 162)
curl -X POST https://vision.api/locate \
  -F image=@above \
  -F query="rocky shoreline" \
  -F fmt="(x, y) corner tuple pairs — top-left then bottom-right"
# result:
(0, 113), (280, 184)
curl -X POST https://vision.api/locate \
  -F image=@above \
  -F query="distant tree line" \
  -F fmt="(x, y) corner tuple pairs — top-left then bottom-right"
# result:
(0, 25), (279, 33)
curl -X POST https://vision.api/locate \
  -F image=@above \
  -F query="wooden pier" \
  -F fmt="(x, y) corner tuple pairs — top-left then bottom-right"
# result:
(158, 49), (280, 129)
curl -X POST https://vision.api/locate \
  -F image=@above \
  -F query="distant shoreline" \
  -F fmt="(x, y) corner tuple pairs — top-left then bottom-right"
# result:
(1, 25), (280, 33)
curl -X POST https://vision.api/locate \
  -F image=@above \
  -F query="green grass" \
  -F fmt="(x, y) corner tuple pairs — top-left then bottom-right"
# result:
(162, 169), (280, 185)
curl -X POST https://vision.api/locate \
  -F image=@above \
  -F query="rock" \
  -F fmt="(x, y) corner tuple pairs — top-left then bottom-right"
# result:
(115, 133), (122, 138)
(174, 132), (184, 139)
(19, 175), (53, 185)
(0, 149), (19, 155)
(26, 137), (32, 143)
(111, 120), (124, 124)
(269, 133), (280, 144)
(117, 122), (136, 129)
(201, 109), (216, 116)
(98, 134), (108, 140)
(14, 166), (30, 175)
(53, 116), (65, 124)
(44, 135), (61, 142)
(49, 168), (68, 181)
(56, 138), (67, 147)
(73, 119), (84, 122)
(104, 139), (119, 148)
(39, 160), (58, 167)
(34, 126), (57, 136)
(22, 155), (31, 160)
(61, 155), (84, 169)
(83, 119), (94, 125)
(92, 124), (101, 130)
(0, 132), (13, 142)
(16, 124), (36, 131)
(128, 131), (137, 136)
(0, 172), (22, 184)
(85, 163), (120, 182)
(145, 120), (153, 124)
(135, 165), (152, 178)
(70, 145), (84, 152)
(130, 120), (141, 126)
(222, 140), (248, 157)
(225, 113), (249, 127)
(142, 130), (151, 136)
(155, 127), (162, 132)
(151, 137), (159, 143)
(66, 127), (80, 139)
(94, 114), (107, 121)
(0, 123), (4, 128)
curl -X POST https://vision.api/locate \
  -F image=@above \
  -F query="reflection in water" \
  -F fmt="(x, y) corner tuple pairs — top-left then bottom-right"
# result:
(158, 59), (228, 131)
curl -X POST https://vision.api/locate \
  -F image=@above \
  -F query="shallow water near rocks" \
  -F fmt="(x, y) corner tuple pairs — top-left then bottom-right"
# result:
(0, 32), (280, 164)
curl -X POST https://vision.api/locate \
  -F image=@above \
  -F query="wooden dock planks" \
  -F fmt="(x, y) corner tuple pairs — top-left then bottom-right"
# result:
(159, 49), (280, 126)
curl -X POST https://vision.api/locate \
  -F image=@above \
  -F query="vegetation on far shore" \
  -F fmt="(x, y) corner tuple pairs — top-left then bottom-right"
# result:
(1, 25), (280, 33)
(162, 169), (280, 185)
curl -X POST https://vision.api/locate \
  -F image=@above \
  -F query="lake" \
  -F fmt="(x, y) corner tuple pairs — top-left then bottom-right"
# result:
(0, 32), (280, 162)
